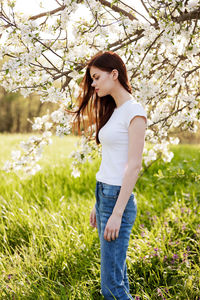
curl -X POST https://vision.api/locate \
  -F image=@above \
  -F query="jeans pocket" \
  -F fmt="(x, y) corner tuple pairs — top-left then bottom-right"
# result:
(99, 182), (121, 199)
(124, 209), (137, 225)
(123, 195), (137, 224)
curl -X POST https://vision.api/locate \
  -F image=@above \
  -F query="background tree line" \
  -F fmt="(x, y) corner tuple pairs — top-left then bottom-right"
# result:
(0, 87), (59, 133)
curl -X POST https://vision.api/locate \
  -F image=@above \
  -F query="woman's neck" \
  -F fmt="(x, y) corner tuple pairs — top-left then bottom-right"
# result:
(110, 86), (133, 108)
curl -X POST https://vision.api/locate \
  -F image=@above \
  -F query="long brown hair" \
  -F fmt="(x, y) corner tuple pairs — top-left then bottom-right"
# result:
(71, 51), (132, 144)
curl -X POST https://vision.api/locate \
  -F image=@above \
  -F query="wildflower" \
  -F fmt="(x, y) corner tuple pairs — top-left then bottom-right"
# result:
(181, 207), (186, 213)
(157, 288), (163, 297)
(164, 287), (169, 293)
(171, 253), (179, 264)
(173, 254), (178, 260)
(182, 224), (186, 230)
(183, 253), (188, 258)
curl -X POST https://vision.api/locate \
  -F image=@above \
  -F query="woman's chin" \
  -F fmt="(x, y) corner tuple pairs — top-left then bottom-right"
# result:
(98, 91), (108, 97)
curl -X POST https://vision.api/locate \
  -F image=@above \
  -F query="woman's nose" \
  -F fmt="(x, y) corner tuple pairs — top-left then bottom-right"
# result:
(91, 81), (96, 87)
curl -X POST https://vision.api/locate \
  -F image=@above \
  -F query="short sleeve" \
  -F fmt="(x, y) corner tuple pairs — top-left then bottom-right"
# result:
(123, 102), (147, 128)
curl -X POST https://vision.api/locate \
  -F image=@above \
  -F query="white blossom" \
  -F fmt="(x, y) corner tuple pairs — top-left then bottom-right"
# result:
(71, 168), (81, 178)
(187, 0), (199, 11)
(11, 150), (21, 160)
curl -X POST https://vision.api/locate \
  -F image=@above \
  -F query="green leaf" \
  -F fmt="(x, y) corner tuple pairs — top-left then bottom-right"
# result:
(158, 169), (164, 178)
(111, 0), (118, 8)
(76, 76), (83, 85)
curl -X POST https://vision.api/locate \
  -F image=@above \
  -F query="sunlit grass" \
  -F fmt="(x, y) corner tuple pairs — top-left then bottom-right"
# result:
(0, 133), (80, 168)
(0, 134), (199, 299)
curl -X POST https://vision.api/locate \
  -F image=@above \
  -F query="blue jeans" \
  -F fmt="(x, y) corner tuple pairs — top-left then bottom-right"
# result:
(95, 181), (137, 300)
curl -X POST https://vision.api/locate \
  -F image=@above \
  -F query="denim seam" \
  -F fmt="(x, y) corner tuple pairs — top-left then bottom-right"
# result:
(114, 239), (121, 299)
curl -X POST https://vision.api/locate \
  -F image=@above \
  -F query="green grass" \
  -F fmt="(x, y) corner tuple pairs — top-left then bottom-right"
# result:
(0, 134), (199, 299)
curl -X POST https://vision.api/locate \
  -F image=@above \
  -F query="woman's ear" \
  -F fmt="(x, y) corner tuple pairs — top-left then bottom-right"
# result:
(112, 69), (119, 80)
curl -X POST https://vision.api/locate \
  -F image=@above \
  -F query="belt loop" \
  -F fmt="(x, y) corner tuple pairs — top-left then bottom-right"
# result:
(97, 181), (101, 188)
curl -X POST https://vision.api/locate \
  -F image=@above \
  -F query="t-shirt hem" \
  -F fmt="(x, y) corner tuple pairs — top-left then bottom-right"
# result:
(96, 175), (122, 186)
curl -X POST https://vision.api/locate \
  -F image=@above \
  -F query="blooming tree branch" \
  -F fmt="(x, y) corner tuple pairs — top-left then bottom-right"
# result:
(0, 0), (200, 177)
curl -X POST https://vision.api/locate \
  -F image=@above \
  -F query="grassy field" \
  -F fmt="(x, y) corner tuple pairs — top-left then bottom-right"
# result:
(0, 134), (199, 299)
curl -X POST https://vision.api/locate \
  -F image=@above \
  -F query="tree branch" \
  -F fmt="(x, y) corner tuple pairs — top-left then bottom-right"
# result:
(149, 104), (188, 127)
(109, 32), (144, 52)
(99, 0), (137, 20)
(118, 0), (152, 24)
(172, 7), (200, 22)
(29, 0), (137, 22)
(182, 65), (200, 78)
(131, 29), (165, 79)
(107, 29), (144, 49)
(29, 5), (66, 21)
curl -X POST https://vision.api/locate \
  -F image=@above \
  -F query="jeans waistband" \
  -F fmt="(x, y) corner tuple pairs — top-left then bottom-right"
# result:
(96, 180), (121, 189)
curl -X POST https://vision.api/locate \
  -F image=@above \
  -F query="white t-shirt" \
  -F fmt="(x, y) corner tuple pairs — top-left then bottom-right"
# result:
(96, 99), (147, 186)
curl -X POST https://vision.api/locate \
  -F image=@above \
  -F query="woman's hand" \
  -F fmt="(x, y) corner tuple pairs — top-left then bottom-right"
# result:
(104, 213), (122, 241)
(90, 205), (97, 228)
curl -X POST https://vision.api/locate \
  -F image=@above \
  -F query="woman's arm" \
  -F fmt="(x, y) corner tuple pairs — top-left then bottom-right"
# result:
(103, 115), (147, 241)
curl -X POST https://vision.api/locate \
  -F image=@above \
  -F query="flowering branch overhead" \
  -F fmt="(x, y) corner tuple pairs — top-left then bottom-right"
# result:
(28, 0), (137, 23)
(0, 0), (199, 177)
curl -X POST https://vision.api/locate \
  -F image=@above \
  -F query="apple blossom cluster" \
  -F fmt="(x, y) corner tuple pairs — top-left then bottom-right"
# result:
(3, 134), (52, 177)
(186, 0), (199, 11)
(0, 0), (200, 177)
(51, 108), (73, 136)
(143, 137), (180, 166)
(61, 0), (80, 29)
(69, 134), (101, 178)
(2, 105), (73, 176)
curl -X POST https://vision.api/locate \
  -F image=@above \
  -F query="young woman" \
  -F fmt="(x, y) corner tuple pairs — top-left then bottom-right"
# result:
(73, 51), (147, 299)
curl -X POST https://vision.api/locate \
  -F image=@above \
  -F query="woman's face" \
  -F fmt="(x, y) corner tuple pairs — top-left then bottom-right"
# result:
(90, 66), (117, 97)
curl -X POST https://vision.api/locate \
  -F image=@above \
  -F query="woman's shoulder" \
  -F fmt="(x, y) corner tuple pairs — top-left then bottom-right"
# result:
(125, 99), (146, 111)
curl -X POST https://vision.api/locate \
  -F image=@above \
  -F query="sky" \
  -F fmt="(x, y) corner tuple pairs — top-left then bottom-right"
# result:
(15, 0), (58, 15)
